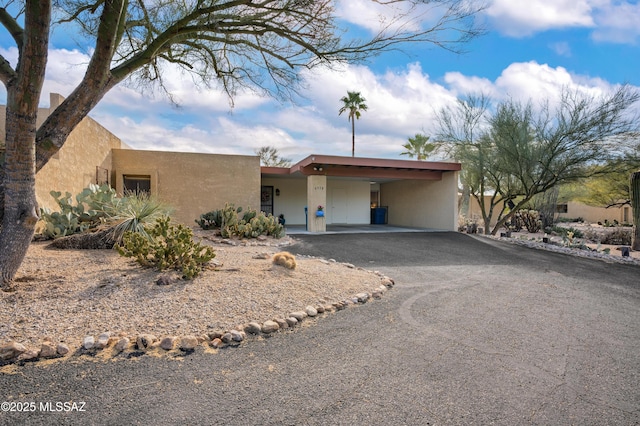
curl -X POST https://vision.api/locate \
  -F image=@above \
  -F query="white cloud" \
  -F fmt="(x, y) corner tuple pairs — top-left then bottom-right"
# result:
(592, 1), (640, 43)
(486, 0), (595, 37)
(73, 60), (640, 161)
(486, 0), (640, 44)
(550, 41), (572, 57)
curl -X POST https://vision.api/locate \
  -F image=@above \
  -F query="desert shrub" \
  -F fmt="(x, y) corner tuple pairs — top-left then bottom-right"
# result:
(585, 228), (632, 245)
(556, 217), (584, 223)
(108, 192), (171, 244)
(196, 203), (284, 238)
(117, 216), (215, 279)
(548, 226), (584, 239)
(39, 184), (171, 244)
(506, 210), (542, 233)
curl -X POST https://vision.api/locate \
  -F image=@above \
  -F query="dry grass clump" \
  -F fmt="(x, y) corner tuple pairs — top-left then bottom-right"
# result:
(272, 251), (297, 269)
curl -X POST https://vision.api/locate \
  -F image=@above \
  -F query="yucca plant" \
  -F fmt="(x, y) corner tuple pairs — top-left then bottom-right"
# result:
(106, 191), (172, 244)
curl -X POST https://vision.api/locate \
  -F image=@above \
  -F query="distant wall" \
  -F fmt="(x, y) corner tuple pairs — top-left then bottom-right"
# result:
(1, 93), (124, 212)
(465, 196), (631, 227)
(558, 201), (630, 224)
(112, 149), (260, 225)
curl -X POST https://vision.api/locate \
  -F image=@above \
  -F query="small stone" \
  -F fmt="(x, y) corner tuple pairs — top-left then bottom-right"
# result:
(221, 332), (234, 344)
(179, 335), (199, 350)
(372, 291), (383, 299)
(315, 305), (325, 314)
(324, 304), (335, 312)
(252, 253), (271, 260)
(355, 293), (370, 303)
(207, 331), (224, 340)
(160, 336), (176, 350)
(95, 332), (111, 349)
(382, 277), (394, 287)
(333, 302), (345, 311)
(230, 330), (244, 342)
(343, 263), (356, 269)
(262, 320), (280, 334)
(18, 348), (40, 361)
(0, 341), (27, 360)
(115, 337), (130, 352)
(56, 343), (70, 356)
(319, 259), (329, 264)
(136, 334), (157, 351)
(275, 318), (289, 329)
(156, 275), (173, 286)
(209, 338), (223, 349)
(305, 306), (318, 317)
(198, 335), (209, 343)
(245, 322), (262, 335)
(83, 336), (95, 350)
(285, 317), (298, 327)
(289, 311), (307, 321)
(40, 342), (58, 358)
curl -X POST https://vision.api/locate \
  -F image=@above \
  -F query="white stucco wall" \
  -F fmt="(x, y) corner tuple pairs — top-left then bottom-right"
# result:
(380, 171), (459, 231)
(261, 177), (307, 225)
(326, 180), (370, 224)
(261, 177), (372, 225)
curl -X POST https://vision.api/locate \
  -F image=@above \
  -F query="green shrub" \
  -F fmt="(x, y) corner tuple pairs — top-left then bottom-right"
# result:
(39, 184), (171, 242)
(196, 203), (284, 239)
(548, 226), (584, 239)
(117, 216), (215, 279)
(108, 192), (171, 244)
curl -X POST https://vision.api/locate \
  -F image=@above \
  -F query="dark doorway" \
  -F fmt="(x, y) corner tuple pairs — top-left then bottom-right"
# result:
(261, 186), (274, 215)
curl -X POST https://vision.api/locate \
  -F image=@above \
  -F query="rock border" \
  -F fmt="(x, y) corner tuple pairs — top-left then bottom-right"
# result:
(481, 234), (640, 266)
(0, 234), (396, 366)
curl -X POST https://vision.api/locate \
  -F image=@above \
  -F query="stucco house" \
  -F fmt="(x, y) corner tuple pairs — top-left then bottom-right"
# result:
(2, 93), (462, 232)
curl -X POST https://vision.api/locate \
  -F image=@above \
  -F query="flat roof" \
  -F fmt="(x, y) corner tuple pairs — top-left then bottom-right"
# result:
(261, 154), (461, 181)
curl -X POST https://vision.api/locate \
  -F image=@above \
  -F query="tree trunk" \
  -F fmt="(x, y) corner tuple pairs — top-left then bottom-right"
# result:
(631, 171), (640, 251)
(0, 0), (51, 289)
(351, 117), (355, 157)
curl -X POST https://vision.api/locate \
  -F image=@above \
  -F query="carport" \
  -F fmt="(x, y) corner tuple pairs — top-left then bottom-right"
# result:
(261, 155), (461, 232)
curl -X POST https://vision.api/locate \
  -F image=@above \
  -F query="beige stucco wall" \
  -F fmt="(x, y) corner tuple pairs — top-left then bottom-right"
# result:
(380, 171), (459, 231)
(559, 201), (630, 224)
(465, 196), (630, 227)
(112, 149), (260, 225)
(1, 94), (124, 212)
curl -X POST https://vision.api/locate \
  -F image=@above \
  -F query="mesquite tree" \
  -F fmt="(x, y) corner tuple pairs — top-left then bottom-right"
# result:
(437, 87), (640, 235)
(0, 0), (484, 288)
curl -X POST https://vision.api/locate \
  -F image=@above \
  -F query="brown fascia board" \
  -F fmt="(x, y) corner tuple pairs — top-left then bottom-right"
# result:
(293, 154), (461, 171)
(261, 166), (291, 175)
(262, 155), (460, 180)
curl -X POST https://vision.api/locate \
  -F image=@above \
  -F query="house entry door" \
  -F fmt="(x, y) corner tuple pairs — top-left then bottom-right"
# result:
(261, 186), (274, 215)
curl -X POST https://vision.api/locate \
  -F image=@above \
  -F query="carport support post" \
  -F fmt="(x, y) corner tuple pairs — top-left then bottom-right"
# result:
(307, 175), (327, 233)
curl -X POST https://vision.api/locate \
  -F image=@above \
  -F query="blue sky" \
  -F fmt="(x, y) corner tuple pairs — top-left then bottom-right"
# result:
(1, 0), (639, 162)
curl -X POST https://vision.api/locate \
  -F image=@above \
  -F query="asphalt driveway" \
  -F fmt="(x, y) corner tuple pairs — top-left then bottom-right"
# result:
(1, 232), (639, 425)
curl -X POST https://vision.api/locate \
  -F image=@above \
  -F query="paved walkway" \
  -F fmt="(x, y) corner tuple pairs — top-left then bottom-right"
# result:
(1, 232), (638, 425)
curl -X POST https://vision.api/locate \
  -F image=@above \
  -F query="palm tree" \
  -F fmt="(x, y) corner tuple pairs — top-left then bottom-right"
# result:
(401, 133), (437, 160)
(339, 91), (368, 157)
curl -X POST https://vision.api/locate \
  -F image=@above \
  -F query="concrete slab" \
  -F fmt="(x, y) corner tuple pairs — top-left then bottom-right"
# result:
(285, 224), (447, 235)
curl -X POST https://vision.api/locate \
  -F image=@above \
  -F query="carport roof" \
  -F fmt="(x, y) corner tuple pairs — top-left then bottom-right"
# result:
(261, 154), (461, 181)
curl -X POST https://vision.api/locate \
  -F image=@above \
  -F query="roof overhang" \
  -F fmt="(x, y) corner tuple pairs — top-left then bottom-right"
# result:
(261, 154), (461, 182)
